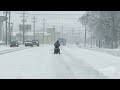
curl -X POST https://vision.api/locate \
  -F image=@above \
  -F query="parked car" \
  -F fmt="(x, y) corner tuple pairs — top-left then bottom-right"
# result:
(10, 41), (19, 47)
(25, 41), (33, 47)
(32, 40), (39, 46)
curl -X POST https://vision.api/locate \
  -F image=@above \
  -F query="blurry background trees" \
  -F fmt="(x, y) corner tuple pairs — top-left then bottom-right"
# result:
(79, 11), (120, 49)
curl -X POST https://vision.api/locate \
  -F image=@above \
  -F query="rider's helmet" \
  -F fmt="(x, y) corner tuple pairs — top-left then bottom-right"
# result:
(57, 41), (59, 43)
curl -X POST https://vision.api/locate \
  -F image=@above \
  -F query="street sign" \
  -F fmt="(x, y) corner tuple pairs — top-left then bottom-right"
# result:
(0, 16), (7, 22)
(19, 24), (31, 31)
(47, 28), (55, 33)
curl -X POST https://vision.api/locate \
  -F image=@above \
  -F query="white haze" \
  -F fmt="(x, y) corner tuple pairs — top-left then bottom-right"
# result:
(0, 11), (86, 32)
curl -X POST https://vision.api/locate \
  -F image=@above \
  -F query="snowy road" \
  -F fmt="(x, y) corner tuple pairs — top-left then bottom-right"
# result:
(0, 45), (109, 79)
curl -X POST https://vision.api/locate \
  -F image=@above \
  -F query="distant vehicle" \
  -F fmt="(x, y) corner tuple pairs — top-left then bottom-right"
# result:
(10, 41), (19, 47)
(58, 38), (66, 46)
(75, 42), (79, 45)
(25, 41), (33, 47)
(32, 40), (39, 46)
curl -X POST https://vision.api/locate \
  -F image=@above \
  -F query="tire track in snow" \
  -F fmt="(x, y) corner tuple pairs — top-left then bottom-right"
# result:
(60, 47), (109, 79)
(0, 47), (32, 55)
(49, 46), (76, 79)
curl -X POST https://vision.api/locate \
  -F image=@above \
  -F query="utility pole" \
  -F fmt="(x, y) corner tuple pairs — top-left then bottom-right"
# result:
(84, 14), (89, 48)
(5, 11), (8, 45)
(8, 11), (11, 44)
(67, 32), (69, 43)
(84, 24), (87, 47)
(43, 18), (45, 44)
(72, 28), (74, 43)
(11, 23), (13, 41)
(91, 29), (93, 48)
(62, 25), (63, 37)
(20, 11), (28, 44)
(53, 26), (55, 42)
(2, 22), (4, 41)
(32, 16), (37, 40)
(22, 11), (25, 44)
(79, 31), (81, 44)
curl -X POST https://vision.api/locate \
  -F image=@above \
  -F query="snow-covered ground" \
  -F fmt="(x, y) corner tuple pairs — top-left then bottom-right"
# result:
(0, 45), (15, 51)
(0, 45), (25, 51)
(85, 47), (120, 57)
(76, 43), (120, 57)
(0, 44), (120, 79)
(66, 44), (120, 79)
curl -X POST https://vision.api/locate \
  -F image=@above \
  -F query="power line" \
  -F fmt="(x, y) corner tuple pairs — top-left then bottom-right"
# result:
(14, 12), (84, 18)
(29, 14), (84, 16)
(14, 13), (82, 20)
(14, 12), (85, 15)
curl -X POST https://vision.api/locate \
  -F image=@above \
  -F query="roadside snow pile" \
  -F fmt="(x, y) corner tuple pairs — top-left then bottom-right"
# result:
(0, 45), (12, 51)
(66, 44), (78, 48)
(80, 47), (120, 57)
(64, 45), (120, 79)
(99, 66), (120, 79)
(0, 45), (25, 51)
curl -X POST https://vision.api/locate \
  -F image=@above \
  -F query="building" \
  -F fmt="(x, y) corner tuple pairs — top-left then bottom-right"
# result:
(46, 28), (60, 43)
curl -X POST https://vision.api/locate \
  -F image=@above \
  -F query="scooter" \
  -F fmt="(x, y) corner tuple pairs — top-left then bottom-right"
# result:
(54, 48), (60, 54)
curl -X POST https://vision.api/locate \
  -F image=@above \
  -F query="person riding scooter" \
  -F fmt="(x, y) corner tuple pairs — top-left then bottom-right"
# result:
(54, 41), (60, 54)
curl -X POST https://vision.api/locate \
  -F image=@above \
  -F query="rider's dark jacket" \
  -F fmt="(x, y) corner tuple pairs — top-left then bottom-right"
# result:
(54, 42), (60, 48)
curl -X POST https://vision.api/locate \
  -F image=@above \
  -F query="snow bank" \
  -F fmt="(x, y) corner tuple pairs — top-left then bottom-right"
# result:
(0, 45), (13, 51)
(64, 45), (120, 79)
(84, 48), (120, 57)
(0, 45), (25, 51)
(99, 66), (120, 78)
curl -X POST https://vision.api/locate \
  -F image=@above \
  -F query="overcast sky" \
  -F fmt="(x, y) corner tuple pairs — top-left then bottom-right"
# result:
(0, 11), (86, 32)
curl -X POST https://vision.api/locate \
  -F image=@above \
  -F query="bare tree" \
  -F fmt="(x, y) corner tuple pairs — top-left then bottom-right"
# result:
(79, 11), (120, 49)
